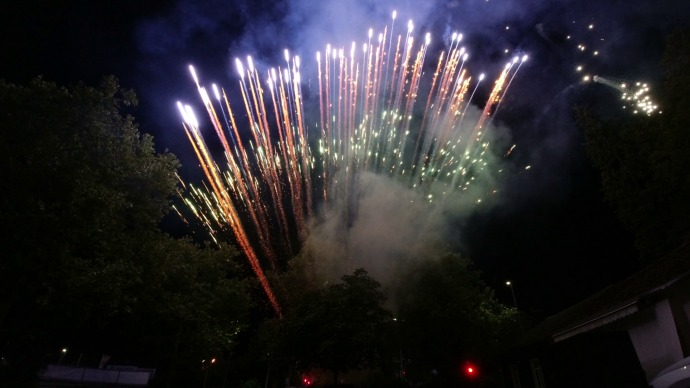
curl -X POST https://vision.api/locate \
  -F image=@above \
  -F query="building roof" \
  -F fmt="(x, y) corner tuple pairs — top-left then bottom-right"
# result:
(518, 241), (690, 345)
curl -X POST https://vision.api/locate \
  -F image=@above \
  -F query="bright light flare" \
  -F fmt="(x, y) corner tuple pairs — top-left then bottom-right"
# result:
(235, 58), (244, 79)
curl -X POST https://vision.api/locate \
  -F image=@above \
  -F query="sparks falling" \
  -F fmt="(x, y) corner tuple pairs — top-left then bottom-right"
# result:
(589, 75), (661, 115)
(176, 15), (527, 316)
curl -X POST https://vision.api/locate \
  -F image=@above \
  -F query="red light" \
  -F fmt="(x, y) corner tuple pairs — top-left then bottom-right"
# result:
(463, 362), (478, 379)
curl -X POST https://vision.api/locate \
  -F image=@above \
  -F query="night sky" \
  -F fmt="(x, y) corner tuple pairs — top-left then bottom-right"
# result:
(3, 0), (689, 318)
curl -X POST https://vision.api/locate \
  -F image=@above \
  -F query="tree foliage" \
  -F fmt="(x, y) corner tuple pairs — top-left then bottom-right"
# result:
(256, 255), (517, 387)
(579, 29), (690, 263)
(0, 77), (251, 385)
(258, 266), (392, 386)
(300, 269), (390, 380)
(394, 254), (519, 383)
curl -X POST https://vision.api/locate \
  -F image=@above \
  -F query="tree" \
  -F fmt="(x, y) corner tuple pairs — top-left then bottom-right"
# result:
(307, 269), (391, 384)
(394, 254), (519, 385)
(579, 28), (690, 263)
(0, 77), (251, 385)
(259, 267), (392, 386)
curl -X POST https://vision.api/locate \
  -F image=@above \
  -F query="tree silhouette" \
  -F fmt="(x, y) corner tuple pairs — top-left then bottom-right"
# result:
(0, 77), (252, 386)
(579, 28), (690, 264)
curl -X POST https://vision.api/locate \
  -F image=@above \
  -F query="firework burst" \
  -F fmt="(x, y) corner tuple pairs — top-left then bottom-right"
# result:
(562, 20), (661, 116)
(175, 14), (526, 315)
(583, 75), (660, 115)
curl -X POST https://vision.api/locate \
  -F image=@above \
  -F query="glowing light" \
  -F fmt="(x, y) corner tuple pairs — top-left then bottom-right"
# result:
(189, 65), (200, 87)
(246, 56), (254, 72)
(235, 58), (244, 79)
(592, 75), (660, 115)
(176, 17), (527, 317)
(211, 84), (221, 101)
(463, 362), (478, 378)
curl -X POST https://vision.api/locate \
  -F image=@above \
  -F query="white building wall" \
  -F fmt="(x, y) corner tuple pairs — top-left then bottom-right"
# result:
(628, 299), (684, 381)
(677, 298), (690, 353)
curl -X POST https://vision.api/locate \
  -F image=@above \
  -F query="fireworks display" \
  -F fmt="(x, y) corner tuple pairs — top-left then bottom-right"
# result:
(584, 75), (660, 115)
(175, 14), (527, 315)
(561, 20), (661, 116)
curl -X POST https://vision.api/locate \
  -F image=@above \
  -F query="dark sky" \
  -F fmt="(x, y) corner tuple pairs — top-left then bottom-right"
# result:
(3, 0), (689, 318)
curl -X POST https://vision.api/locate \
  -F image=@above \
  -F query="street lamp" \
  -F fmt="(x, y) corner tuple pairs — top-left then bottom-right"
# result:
(506, 281), (524, 329)
(393, 318), (404, 380)
(202, 358), (216, 388)
(58, 348), (67, 365)
(505, 281), (518, 309)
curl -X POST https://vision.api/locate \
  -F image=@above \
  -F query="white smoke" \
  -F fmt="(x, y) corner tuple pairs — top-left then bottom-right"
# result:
(301, 103), (513, 290)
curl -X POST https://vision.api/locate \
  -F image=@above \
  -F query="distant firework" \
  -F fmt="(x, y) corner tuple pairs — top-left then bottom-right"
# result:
(563, 20), (660, 116)
(174, 14), (527, 315)
(584, 75), (660, 115)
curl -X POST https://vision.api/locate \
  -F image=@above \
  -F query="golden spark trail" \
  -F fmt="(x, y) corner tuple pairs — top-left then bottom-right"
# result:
(281, 66), (308, 240)
(219, 88), (274, 244)
(220, 81), (276, 266)
(180, 115), (282, 316)
(266, 77), (298, 254)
